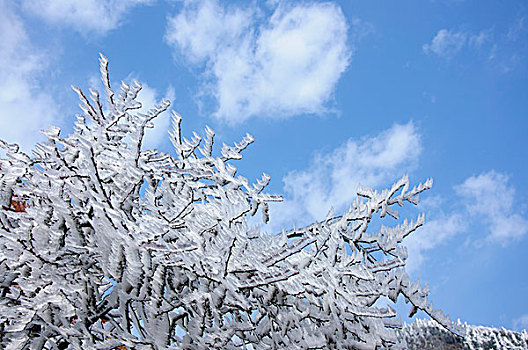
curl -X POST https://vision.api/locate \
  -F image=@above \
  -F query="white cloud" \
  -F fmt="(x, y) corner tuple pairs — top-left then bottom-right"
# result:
(257, 129), (525, 273)
(0, 0), (60, 152)
(423, 28), (488, 59)
(513, 314), (528, 332)
(165, 0), (353, 123)
(455, 171), (528, 244)
(21, 0), (151, 35)
(138, 83), (175, 149)
(405, 170), (528, 273)
(265, 122), (421, 231)
(165, 0), (252, 64)
(405, 212), (467, 274)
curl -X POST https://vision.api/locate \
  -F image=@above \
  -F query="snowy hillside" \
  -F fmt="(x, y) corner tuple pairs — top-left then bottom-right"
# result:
(400, 319), (528, 349)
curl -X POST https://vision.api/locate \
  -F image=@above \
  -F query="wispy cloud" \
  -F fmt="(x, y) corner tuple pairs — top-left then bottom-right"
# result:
(260, 121), (467, 274)
(490, 15), (527, 73)
(423, 29), (467, 58)
(405, 212), (467, 274)
(165, 0), (355, 123)
(423, 28), (488, 59)
(407, 170), (528, 271)
(424, 20), (527, 73)
(21, 0), (151, 35)
(0, 0), (60, 152)
(455, 171), (528, 244)
(137, 83), (175, 150)
(507, 15), (526, 41)
(259, 126), (526, 272)
(513, 313), (528, 332)
(264, 122), (421, 231)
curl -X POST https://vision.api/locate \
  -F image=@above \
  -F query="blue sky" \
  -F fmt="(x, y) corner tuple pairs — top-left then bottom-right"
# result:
(1, 0), (527, 332)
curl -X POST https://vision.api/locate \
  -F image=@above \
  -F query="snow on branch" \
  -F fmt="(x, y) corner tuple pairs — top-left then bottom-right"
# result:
(0, 55), (463, 349)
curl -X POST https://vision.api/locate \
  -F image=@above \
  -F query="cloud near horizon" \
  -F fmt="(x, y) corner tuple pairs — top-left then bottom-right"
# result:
(513, 313), (528, 332)
(165, 0), (353, 124)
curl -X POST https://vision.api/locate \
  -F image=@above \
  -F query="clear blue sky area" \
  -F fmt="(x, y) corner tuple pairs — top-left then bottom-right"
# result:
(1, 0), (527, 332)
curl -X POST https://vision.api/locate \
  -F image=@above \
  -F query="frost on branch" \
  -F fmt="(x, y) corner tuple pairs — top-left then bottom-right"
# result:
(0, 55), (463, 349)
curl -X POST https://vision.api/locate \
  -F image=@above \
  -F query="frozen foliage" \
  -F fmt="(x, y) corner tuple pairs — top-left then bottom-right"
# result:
(400, 318), (528, 349)
(0, 56), (463, 349)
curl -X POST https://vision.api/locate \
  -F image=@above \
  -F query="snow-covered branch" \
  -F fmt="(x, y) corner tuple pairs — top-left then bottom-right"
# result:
(0, 56), (462, 349)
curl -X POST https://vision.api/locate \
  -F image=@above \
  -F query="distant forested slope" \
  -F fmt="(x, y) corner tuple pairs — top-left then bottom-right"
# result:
(400, 319), (528, 349)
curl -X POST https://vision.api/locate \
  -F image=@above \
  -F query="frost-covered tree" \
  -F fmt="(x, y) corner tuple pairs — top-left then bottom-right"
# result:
(0, 55), (464, 349)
